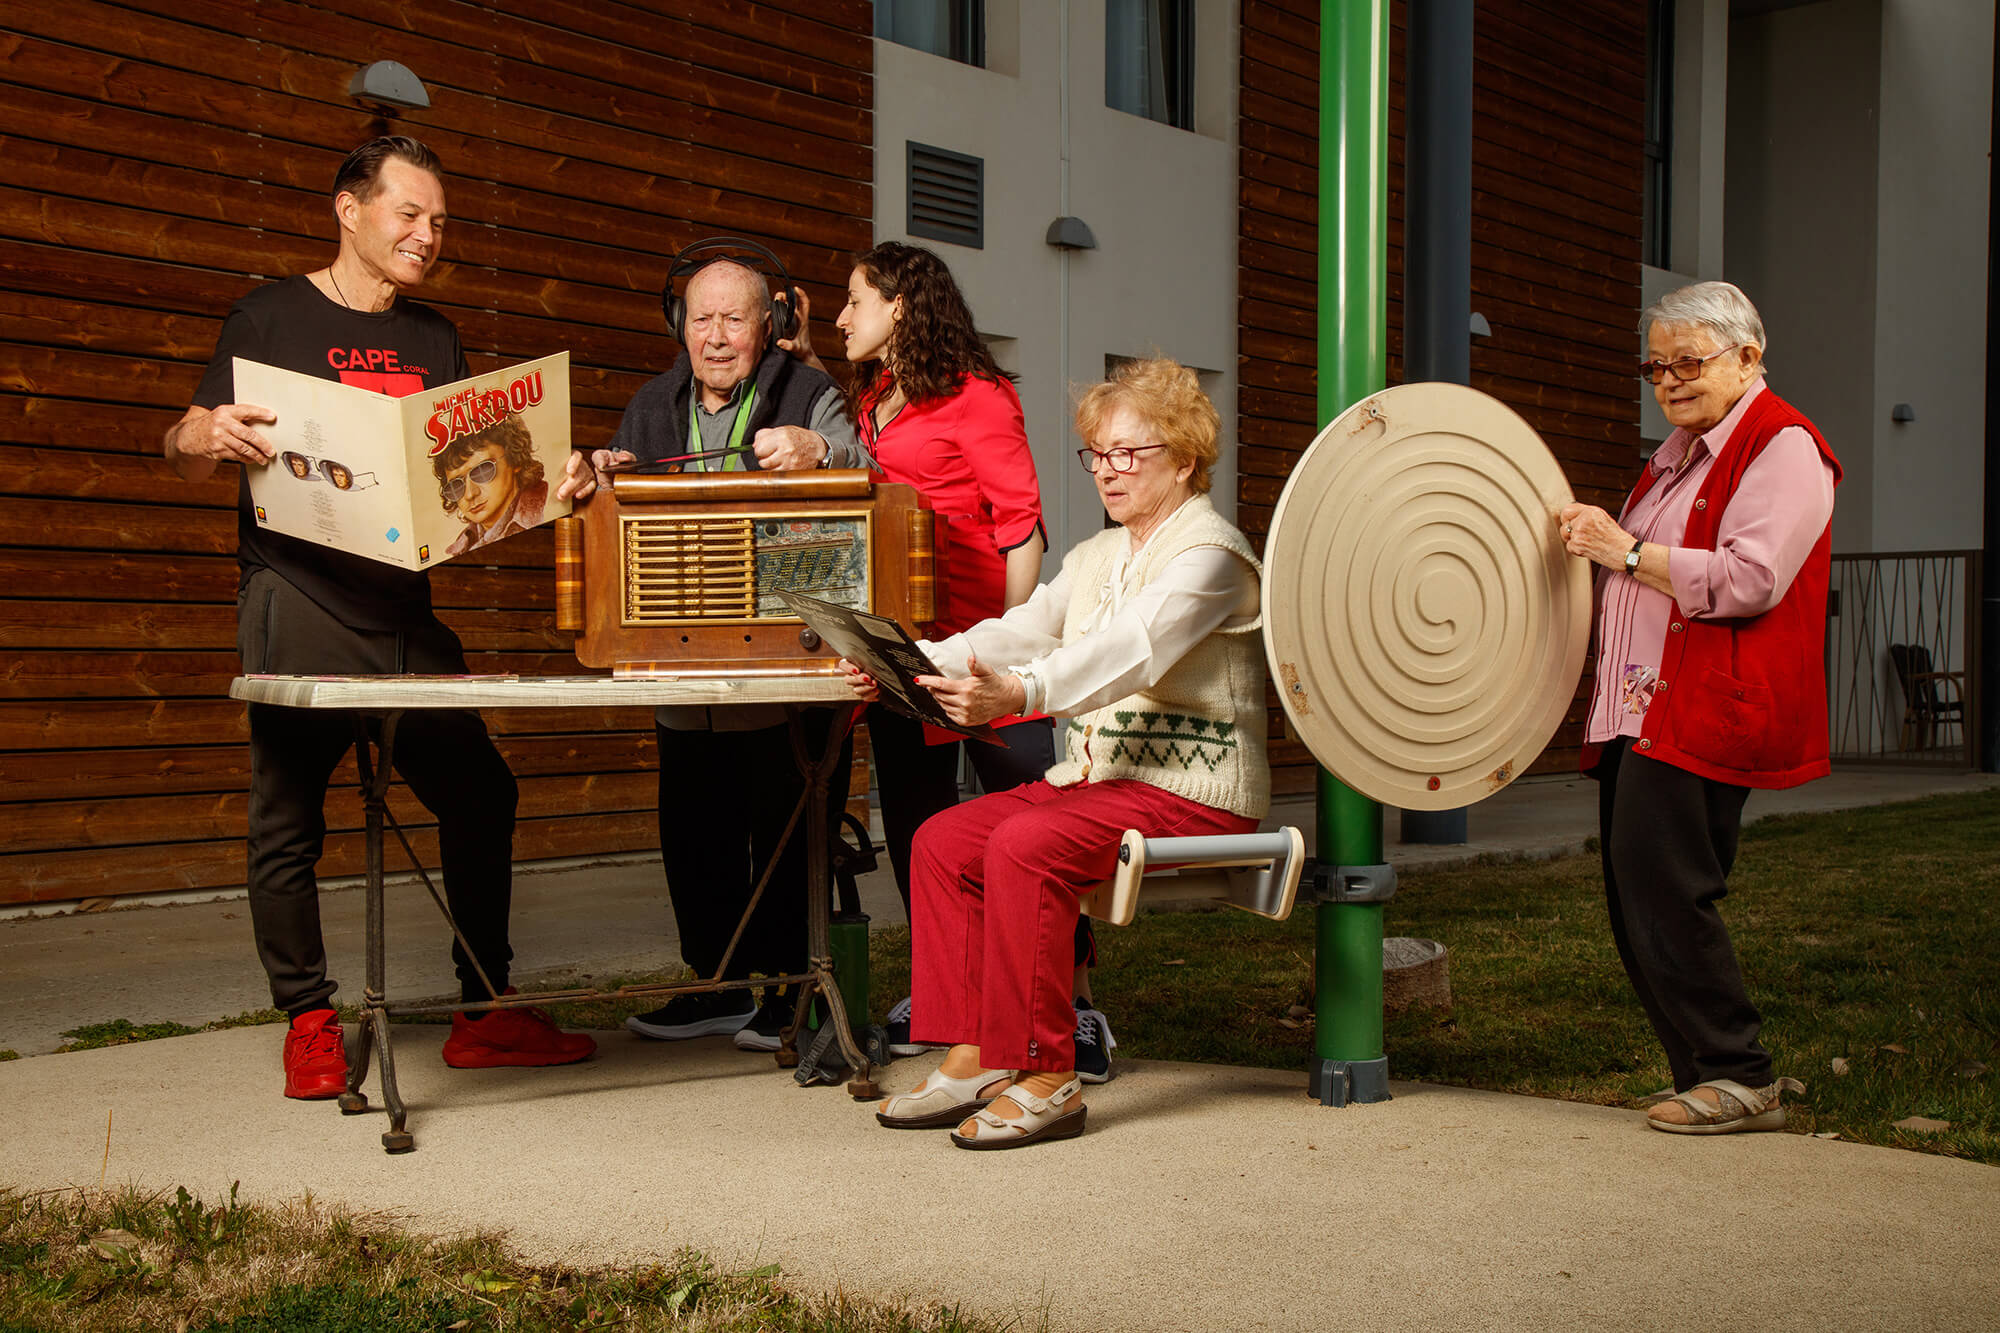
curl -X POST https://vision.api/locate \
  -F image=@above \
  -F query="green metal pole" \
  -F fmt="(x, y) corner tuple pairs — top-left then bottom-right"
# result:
(1312, 0), (1392, 1105)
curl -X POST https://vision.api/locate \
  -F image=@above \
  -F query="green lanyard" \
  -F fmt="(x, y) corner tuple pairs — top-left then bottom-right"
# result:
(688, 384), (758, 472)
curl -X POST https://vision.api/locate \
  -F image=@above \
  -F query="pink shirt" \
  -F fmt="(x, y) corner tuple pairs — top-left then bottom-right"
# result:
(1585, 379), (1836, 745)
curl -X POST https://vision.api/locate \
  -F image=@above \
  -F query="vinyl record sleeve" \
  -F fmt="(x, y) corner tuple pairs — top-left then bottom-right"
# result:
(239, 352), (571, 569)
(775, 591), (1003, 745)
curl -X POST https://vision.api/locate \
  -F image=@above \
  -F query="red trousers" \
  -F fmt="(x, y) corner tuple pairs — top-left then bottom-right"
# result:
(910, 778), (1257, 1072)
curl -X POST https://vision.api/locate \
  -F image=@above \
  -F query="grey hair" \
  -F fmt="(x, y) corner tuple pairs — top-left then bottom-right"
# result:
(1640, 281), (1768, 372)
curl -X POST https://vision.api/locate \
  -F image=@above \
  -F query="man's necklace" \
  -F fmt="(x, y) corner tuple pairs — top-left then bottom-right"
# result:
(328, 268), (380, 313)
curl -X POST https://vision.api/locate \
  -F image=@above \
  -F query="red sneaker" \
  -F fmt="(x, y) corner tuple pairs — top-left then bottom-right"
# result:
(283, 1009), (348, 1100)
(442, 995), (596, 1069)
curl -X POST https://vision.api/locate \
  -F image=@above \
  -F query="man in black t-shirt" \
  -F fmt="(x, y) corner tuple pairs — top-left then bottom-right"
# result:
(165, 136), (595, 1100)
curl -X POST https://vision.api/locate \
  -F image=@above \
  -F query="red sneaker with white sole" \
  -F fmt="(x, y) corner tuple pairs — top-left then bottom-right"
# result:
(283, 1008), (348, 1100)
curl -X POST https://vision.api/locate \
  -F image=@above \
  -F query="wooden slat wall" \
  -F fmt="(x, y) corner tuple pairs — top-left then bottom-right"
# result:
(0, 0), (875, 905)
(1238, 0), (1644, 795)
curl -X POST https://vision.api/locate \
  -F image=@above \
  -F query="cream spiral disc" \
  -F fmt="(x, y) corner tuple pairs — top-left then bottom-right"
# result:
(1261, 383), (1590, 810)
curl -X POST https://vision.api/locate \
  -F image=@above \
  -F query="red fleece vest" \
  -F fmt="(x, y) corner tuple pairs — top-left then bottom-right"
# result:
(1582, 387), (1842, 789)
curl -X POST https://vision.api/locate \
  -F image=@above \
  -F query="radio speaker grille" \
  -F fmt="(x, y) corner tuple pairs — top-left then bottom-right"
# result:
(623, 516), (756, 622)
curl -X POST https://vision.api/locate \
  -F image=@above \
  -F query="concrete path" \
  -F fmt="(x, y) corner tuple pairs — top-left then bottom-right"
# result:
(1, 1028), (1994, 1331)
(1, 767), (1995, 1328)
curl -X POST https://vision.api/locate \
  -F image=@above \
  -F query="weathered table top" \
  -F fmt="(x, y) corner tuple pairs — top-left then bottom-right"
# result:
(229, 673), (857, 709)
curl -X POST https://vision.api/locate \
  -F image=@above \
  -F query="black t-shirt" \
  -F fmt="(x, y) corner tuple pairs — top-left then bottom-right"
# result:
(193, 275), (470, 631)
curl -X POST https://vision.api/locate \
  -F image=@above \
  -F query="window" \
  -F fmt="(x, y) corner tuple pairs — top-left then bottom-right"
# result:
(1643, 0), (1674, 270)
(1106, 0), (1195, 130)
(876, 0), (985, 68)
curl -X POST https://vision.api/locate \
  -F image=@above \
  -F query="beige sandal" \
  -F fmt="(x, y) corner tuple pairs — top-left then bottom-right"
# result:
(876, 1066), (1014, 1130)
(1648, 1077), (1804, 1135)
(950, 1077), (1086, 1150)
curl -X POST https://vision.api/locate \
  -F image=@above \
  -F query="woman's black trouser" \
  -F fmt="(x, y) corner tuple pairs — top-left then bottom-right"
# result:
(240, 568), (517, 1018)
(1597, 736), (1770, 1091)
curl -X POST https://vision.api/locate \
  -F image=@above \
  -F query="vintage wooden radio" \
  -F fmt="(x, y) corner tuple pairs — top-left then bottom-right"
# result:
(553, 469), (939, 677)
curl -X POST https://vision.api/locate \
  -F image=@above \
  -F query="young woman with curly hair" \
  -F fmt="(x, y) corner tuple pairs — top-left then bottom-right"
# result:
(833, 243), (1109, 1076)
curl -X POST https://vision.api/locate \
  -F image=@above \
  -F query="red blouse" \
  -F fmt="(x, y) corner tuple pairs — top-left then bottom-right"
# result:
(861, 372), (1045, 638)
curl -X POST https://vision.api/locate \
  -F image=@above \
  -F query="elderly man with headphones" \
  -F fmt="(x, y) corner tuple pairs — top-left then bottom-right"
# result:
(559, 239), (871, 1053)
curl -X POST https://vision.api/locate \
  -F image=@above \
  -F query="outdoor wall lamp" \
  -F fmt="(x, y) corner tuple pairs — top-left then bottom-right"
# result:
(349, 61), (431, 112)
(1045, 217), (1098, 250)
(1891, 403), (1916, 424)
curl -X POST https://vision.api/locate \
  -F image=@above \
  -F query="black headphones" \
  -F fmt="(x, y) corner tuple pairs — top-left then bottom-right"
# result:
(660, 236), (802, 345)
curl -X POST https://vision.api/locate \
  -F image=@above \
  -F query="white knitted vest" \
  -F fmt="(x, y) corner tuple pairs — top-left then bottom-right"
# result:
(1041, 495), (1270, 818)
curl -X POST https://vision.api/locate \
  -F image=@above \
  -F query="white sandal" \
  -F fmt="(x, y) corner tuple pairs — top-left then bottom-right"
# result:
(1648, 1077), (1804, 1135)
(876, 1066), (1015, 1129)
(950, 1077), (1086, 1150)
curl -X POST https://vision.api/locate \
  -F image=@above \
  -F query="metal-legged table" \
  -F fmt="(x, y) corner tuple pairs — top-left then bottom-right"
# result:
(230, 673), (880, 1153)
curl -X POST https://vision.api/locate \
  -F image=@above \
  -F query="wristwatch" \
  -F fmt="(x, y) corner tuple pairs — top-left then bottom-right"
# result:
(1624, 540), (1644, 574)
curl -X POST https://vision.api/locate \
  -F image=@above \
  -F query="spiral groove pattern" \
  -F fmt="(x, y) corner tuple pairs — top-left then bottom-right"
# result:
(1263, 385), (1590, 810)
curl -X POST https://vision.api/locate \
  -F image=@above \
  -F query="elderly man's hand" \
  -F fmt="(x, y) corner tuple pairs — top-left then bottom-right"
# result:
(752, 425), (829, 471)
(589, 448), (638, 474)
(174, 403), (278, 466)
(915, 653), (1024, 727)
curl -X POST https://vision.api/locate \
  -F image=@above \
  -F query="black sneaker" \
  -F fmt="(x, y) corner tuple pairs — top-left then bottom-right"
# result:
(884, 995), (933, 1058)
(733, 986), (798, 1053)
(1073, 997), (1117, 1084)
(624, 990), (754, 1041)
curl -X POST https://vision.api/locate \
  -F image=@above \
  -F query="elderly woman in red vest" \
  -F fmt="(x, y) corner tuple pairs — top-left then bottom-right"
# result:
(1558, 281), (1839, 1136)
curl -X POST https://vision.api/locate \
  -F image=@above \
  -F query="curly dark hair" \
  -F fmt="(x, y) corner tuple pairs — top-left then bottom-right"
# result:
(431, 413), (543, 517)
(843, 241), (1016, 416)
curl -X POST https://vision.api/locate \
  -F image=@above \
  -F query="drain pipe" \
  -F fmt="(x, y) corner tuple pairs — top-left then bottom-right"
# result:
(1310, 0), (1393, 1108)
(1982, 14), (1999, 772)
(1398, 0), (1476, 841)
(1056, 0), (1074, 550)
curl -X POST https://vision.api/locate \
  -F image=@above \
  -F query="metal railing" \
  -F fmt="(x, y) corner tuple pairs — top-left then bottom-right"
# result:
(1826, 551), (1981, 766)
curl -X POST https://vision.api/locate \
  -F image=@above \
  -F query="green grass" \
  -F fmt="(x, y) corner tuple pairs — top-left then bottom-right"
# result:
(11, 792), (1990, 1327)
(1060, 787), (2000, 1163)
(33, 791), (1998, 1166)
(0, 1186), (1019, 1333)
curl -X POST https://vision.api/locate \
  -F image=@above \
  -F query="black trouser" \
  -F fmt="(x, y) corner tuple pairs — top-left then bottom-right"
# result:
(654, 712), (851, 981)
(868, 710), (1091, 968)
(239, 568), (517, 1017)
(1596, 737), (1768, 1091)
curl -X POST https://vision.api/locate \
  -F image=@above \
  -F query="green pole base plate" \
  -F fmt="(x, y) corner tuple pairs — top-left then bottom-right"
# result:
(1310, 1057), (1392, 1107)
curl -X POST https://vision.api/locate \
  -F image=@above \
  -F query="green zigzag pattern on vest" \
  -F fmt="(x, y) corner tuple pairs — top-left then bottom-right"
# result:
(1097, 709), (1238, 773)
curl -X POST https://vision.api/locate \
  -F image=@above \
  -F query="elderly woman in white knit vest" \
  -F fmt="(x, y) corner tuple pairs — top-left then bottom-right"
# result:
(841, 357), (1267, 1149)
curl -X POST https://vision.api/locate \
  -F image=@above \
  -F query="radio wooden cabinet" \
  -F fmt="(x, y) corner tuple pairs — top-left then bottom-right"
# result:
(554, 470), (941, 677)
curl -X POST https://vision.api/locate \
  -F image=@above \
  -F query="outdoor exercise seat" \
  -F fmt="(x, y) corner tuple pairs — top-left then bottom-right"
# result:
(1079, 827), (1307, 927)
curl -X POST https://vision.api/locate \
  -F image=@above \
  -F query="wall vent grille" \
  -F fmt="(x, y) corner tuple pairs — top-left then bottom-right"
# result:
(907, 142), (984, 249)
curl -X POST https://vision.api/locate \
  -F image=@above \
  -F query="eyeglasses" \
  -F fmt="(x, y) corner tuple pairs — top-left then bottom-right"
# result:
(442, 458), (501, 502)
(1076, 445), (1169, 475)
(280, 451), (377, 491)
(1636, 345), (1741, 385)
